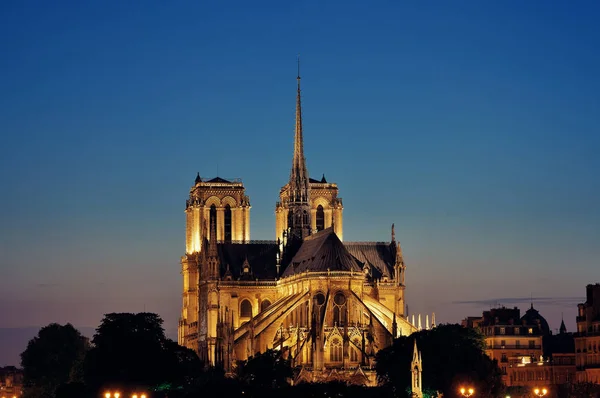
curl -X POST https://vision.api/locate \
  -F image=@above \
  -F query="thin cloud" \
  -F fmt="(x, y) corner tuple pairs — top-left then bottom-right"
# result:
(452, 296), (584, 307)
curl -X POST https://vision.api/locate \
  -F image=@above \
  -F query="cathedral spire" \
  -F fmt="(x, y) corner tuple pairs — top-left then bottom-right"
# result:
(287, 55), (311, 240)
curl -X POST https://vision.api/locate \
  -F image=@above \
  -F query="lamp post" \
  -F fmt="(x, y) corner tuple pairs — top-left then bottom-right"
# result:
(459, 387), (474, 397)
(533, 388), (548, 397)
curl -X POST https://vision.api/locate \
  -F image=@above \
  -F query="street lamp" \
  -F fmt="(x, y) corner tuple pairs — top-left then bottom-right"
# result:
(533, 388), (548, 397)
(460, 387), (474, 397)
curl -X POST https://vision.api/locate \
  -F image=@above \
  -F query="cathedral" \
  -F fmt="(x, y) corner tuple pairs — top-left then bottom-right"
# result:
(178, 70), (425, 384)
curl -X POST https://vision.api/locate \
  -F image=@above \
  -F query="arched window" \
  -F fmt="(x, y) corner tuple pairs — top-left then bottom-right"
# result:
(240, 299), (252, 318)
(224, 204), (232, 242)
(303, 210), (309, 225)
(316, 205), (325, 231)
(333, 307), (341, 326)
(330, 338), (342, 362)
(350, 341), (359, 362)
(261, 299), (271, 312)
(209, 204), (217, 237)
(333, 292), (346, 326)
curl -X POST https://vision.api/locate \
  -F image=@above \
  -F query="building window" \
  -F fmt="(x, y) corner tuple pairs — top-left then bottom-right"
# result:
(224, 204), (232, 242)
(261, 299), (271, 312)
(501, 340), (506, 348)
(330, 338), (342, 362)
(501, 354), (508, 363)
(515, 327), (520, 335)
(240, 299), (252, 318)
(332, 292), (346, 326)
(516, 340), (521, 348)
(500, 327), (506, 335)
(528, 328), (533, 334)
(210, 204), (217, 238)
(316, 205), (325, 231)
(529, 340), (536, 349)
(350, 341), (359, 362)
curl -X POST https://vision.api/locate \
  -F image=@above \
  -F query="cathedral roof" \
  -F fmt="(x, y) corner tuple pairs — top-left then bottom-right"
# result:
(281, 228), (363, 277)
(344, 242), (395, 279)
(203, 242), (279, 280)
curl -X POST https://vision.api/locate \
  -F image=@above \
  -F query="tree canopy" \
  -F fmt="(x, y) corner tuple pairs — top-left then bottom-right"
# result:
(83, 312), (202, 391)
(236, 349), (292, 390)
(20, 323), (89, 398)
(375, 324), (503, 397)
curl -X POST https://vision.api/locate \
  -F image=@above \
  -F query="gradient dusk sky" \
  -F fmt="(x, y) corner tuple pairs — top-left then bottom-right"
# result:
(1, 1), (599, 366)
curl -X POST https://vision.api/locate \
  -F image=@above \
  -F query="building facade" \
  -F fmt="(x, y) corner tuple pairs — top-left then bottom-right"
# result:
(462, 305), (576, 388)
(178, 73), (418, 383)
(575, 283), (600, 383)
(0, 367), (23, 398)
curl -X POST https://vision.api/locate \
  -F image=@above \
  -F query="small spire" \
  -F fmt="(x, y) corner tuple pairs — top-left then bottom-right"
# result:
(195, 172), (201, 184)
(391, 223), (396, 243)
(321, 173), (327, 183)
(560, 313), (567, 334)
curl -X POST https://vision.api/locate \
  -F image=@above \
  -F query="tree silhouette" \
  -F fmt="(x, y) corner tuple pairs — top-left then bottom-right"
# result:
(20, 323), (89, 398)
(83, 312), (201, 391)
(375, 324), (503, 397)
(236, 349), (292, 390)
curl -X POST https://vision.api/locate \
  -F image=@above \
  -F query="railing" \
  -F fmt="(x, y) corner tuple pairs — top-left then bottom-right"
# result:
(345, 241), (392, 245)
(217, 240), (277, 244)
(489, 345), (542, 350)
(199, 177), (244, 185)
(219, 280), (278, 287)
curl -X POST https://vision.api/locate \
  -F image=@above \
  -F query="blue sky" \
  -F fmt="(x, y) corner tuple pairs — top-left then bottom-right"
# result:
(1, 0), (599, 365)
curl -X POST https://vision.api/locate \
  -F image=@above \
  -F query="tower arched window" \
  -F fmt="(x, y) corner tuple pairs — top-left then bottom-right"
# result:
(316, 205), (325, 231)
(209, 204), (217, 238)
(240, 299), (253, 319)
(303, 210), (309, 225)
(224, 204), (232, 242)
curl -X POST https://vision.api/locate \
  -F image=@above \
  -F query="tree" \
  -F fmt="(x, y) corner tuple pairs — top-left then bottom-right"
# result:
(83, 312), (201, 391)
(375, 324), (503, 397)
(236, 349), (292, 390)
(20, 323), (89, 398)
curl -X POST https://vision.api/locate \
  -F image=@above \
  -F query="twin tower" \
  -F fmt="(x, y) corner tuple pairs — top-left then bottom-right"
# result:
(184, 70), (343, 255)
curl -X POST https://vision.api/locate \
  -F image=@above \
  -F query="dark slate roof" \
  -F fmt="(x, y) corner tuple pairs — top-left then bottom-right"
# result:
(207, 177), (231, 183)
(309, 174), (327, 183)
(216, 242), (278, 280)
(281, 228), (363, 277)
(344, 242), (396, 279)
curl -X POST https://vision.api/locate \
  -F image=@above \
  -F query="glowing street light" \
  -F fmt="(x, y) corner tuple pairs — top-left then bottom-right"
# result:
(460, 387), (475, 397)
(533, 388), (548, 397)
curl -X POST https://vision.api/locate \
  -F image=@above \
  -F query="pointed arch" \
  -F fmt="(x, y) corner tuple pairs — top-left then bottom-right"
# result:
(261, 299), (271, 312)
(224, 204), (232, 242)
(316, 205), (325, 231)
(240, 299), (253, 319)
(209, 205), (217, 235)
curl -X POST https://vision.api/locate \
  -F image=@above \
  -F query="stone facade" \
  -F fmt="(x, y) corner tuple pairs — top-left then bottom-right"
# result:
(575, 283), (600, 383)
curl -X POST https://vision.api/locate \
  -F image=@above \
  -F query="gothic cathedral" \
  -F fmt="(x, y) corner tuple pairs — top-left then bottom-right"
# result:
(178, 70), (421, 384)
